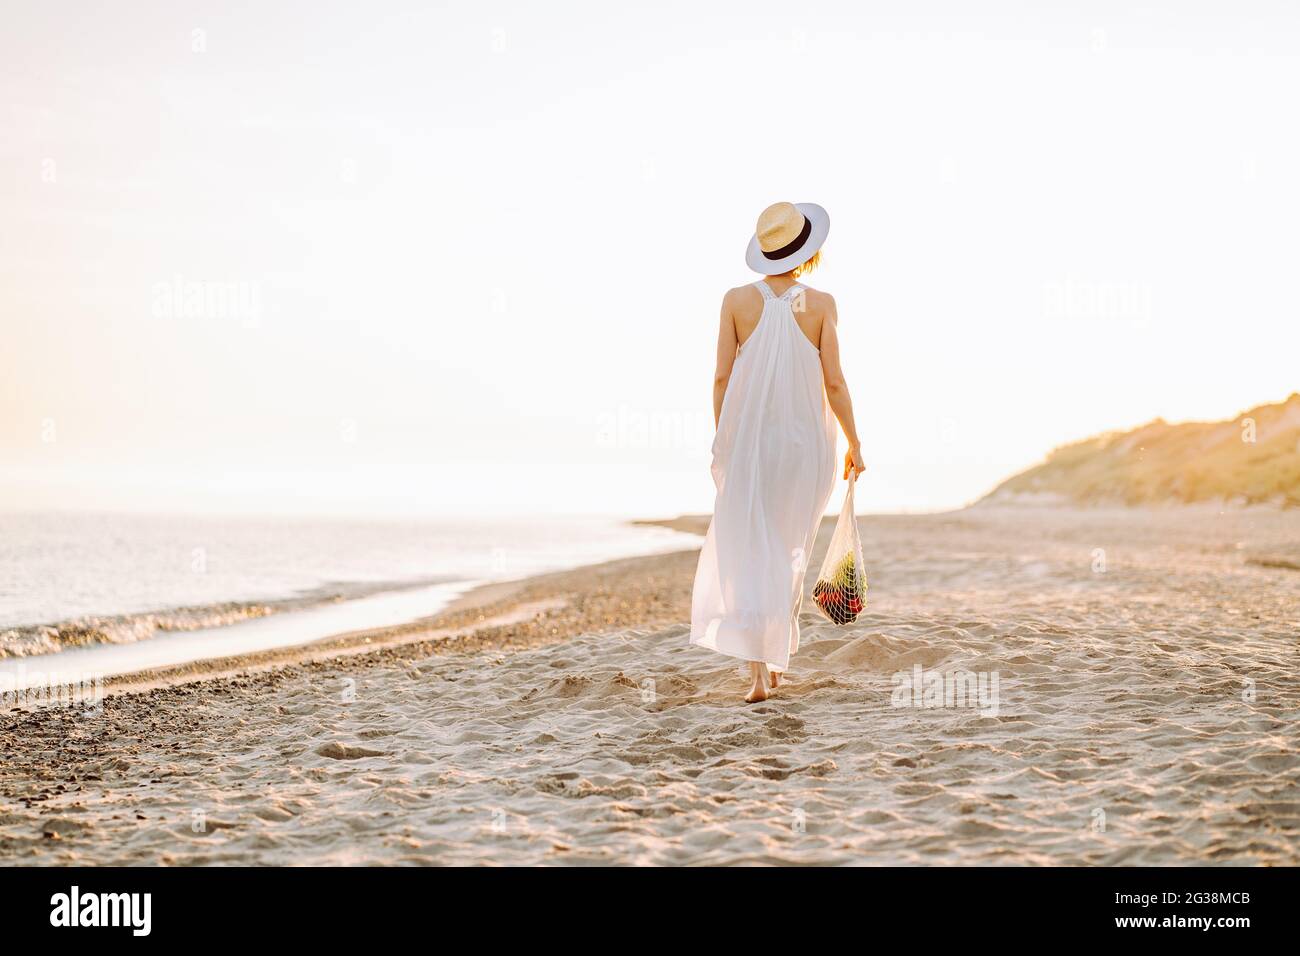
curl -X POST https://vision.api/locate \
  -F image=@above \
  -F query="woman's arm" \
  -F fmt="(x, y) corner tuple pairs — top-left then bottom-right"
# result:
(818, 295), (866, 478)
(712, 290), (739, 427)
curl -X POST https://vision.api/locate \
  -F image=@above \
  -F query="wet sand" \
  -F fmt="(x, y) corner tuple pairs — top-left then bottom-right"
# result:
(1, 506), (1297, 865)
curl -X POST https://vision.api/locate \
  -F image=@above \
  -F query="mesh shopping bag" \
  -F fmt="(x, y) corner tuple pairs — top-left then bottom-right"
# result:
(812, 477), (867, 624)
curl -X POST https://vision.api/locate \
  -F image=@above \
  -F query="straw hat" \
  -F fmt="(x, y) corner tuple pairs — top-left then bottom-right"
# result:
(745, 201), (830, 275)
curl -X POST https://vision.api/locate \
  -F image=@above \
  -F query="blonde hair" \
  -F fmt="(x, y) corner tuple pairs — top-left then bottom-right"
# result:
(791, 249), (821, 280)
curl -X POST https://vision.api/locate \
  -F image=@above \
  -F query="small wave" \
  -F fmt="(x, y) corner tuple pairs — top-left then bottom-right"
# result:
(0, 577), (461, 659)
(0, 603), (282, 659)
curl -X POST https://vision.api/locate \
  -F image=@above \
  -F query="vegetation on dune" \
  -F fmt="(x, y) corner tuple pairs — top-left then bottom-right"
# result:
(984, 393), (1300, 508)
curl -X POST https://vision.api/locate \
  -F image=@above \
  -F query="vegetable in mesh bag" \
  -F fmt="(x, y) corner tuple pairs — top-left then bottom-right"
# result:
(812, 479), (867, 625)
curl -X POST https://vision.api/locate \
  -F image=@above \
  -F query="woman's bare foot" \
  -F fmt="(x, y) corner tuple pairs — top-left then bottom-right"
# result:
(744, 662), (770, 703)
(770, 670), (782, 689)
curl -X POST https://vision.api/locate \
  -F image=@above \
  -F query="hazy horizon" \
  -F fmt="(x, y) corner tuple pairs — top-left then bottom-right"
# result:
(5, 1), (1299, 518)
(2, 390), (1296, 521)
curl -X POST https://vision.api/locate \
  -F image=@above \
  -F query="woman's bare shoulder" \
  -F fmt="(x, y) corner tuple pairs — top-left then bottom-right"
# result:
(723, 283), (762, 308)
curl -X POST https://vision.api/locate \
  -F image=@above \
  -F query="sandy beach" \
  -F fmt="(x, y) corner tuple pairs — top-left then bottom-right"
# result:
(2, 505), (1298, 866)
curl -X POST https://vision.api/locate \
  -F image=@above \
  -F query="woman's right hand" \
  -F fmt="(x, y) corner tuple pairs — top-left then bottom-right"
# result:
(843, 445), (866, 480)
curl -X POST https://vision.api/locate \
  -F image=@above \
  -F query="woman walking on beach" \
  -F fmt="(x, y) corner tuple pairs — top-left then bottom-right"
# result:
(690, 202), (865, 703)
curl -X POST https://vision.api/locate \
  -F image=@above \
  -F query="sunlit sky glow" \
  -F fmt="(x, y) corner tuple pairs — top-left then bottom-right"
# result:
(3, 1), (1298, 518)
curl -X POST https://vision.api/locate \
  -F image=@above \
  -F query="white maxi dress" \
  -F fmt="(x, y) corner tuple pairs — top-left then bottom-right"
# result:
(690, 280), (837, 671)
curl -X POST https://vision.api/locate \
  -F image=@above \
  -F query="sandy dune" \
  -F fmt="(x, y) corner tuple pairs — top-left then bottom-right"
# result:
(1, 506), (1297, 865)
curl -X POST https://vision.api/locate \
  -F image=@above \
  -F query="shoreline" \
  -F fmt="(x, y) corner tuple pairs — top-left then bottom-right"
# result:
(0, 574), (468, 661)
(1, 511), (702, 662)
(1, 545), (705, 705)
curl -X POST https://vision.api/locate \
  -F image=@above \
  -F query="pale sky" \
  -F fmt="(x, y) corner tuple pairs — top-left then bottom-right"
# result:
(3, 1), (1298, 518)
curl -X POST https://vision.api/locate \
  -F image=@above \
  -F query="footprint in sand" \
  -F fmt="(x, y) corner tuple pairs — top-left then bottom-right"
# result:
(40, 817), (91, 838)
(316, 742), (386, 760)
